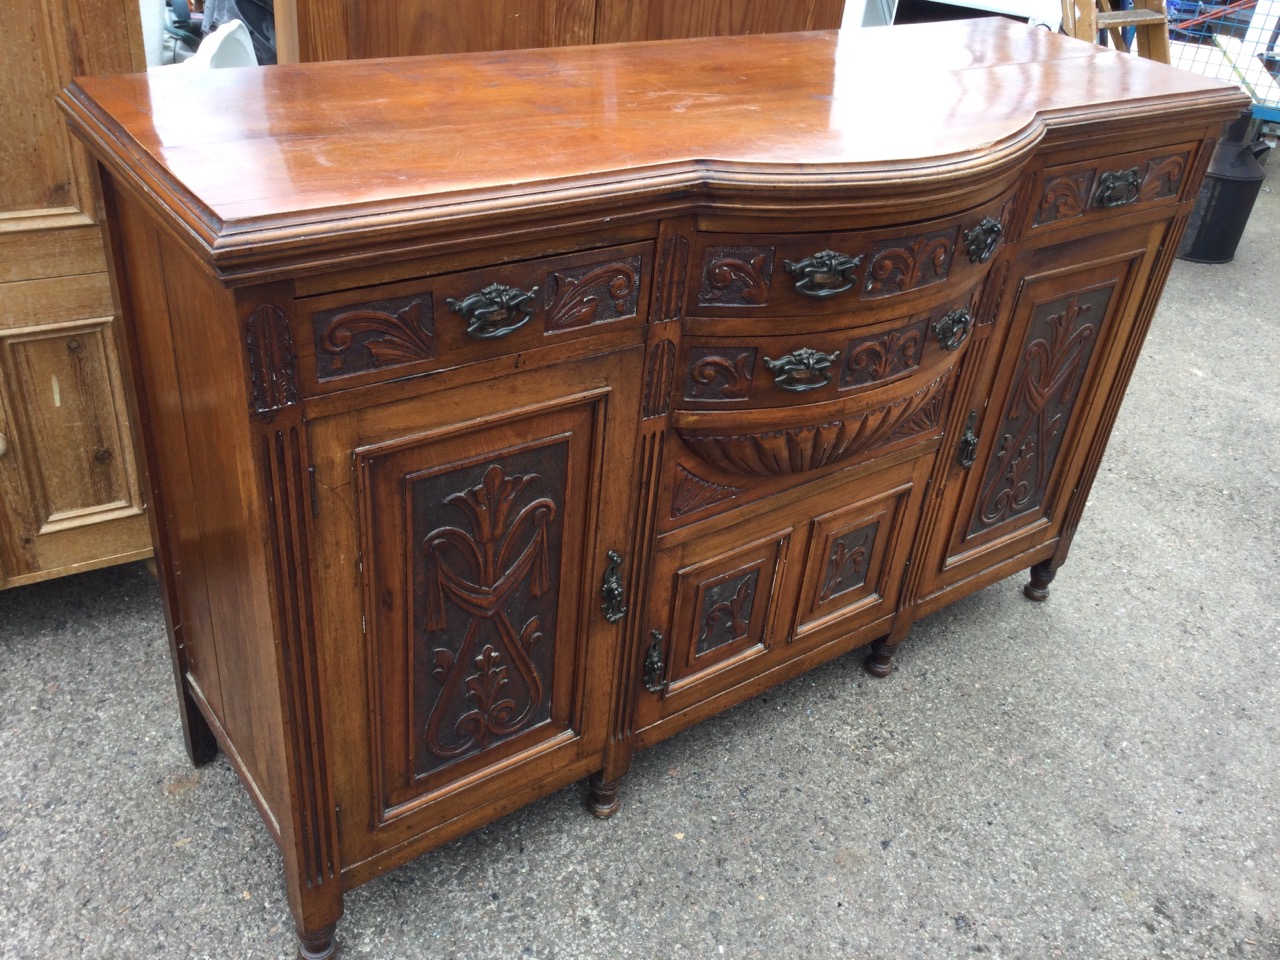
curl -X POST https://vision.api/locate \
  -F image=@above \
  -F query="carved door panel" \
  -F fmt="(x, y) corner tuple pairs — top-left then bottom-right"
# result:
(635, 454), (930, 741)
(316, 348), (641, 856)
(0, 0), (150, 588)
(916, 223), (1167, 602)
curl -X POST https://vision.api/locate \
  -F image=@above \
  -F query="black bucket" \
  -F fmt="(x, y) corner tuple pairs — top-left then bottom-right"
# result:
(1177, 132), (1272, 264)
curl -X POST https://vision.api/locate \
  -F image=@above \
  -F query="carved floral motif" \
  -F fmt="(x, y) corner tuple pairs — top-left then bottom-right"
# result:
(676, 372), (951, 476)
(545, 255), (642, 330)
(1036, 170), (1094, 224)
(819, 522), (878, 603)
(315, 296), (435, 379)
(246, 304), (298, 417)
(840, 322), (926, 389)
(670, 464), (745, 518)
(417, 463), (560, 768)
(685, 348), (756, 401)
(864, 230), (954, 298)
(697, 570), (759, 655)
(699, 246), (774, 306)
(970, 288), (1109, 534)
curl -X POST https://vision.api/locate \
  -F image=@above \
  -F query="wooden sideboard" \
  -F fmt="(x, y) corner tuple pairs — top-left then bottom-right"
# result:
(60, 21), (1246, 958)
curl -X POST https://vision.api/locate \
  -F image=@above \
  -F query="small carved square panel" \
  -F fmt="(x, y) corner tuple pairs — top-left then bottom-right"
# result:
(795, 487), (908, 638)
(683, 347), (757, 402)
(312, 293), (436, 381)
(839, 320), (927, 390)
(698, 246), (776, 307)
(666, 531), (790, 687)
(863, 228), (956, 299)
(543, 253), (644, 330)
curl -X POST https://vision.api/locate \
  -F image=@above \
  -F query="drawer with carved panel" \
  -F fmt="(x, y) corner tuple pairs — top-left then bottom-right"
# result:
(664, 287), (976, 512)
(1024, 141), (1201, 234)
(685, 189), (1015, 324)
(293, 241), (652, 396)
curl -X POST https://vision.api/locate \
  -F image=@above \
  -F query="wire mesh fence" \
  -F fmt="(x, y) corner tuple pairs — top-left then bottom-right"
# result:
(1164, 0), (1280, 120)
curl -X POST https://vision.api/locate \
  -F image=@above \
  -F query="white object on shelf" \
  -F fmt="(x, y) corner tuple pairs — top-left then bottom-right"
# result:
(148, 18), (257, 71)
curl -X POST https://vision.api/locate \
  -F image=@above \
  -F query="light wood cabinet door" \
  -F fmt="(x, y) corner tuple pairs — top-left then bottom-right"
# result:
(0, 0), (152, 587)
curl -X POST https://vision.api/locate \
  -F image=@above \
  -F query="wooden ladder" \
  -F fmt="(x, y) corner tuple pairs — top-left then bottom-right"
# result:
(1061, 0), (1172, 63)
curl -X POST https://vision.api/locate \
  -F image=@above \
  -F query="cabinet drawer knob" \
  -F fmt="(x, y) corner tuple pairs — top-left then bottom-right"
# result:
(963, 217), (1004, 264)
(643, 629), (667, 693)
(782, 250), (863, 298)
(600, 549), (627, 623)
(1094, 167), (1142, 208)
(763, 347), (840, 392)
(932, 308), (973, 352)
(446, 282), (538, 340)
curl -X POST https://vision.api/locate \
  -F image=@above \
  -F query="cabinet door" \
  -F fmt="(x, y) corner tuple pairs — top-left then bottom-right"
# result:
(0, 0), (150, 588)
(917, 222), (1168, 602)
(311, 347), (640, 863)
(636, 453), (930, 744)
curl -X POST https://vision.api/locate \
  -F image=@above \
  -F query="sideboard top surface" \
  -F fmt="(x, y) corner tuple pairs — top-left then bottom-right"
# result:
(60, 18), (1245, 273)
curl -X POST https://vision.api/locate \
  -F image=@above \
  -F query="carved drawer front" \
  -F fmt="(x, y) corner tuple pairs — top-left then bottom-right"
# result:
(296, 241), (651, 395)
(636, 454), (930, 741)
(356, 395), (616, 826)
(669, 296), (974, 484)
(677, 293), (977, 411)
(685, 191), (1013, 322)
(1026, 142), (1198, 233)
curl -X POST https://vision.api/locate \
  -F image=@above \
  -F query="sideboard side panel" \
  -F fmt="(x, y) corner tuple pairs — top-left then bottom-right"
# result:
(109, 186), (292, 829)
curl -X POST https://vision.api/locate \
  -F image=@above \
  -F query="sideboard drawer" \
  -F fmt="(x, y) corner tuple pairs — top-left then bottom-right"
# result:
(295, 241), (652, 395)
(1026, 142), (1199, 233)
(686, 190), (1014, 321)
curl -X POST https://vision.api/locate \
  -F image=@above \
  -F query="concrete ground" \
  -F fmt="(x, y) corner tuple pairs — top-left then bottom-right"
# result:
(2, 185), (1278, 960)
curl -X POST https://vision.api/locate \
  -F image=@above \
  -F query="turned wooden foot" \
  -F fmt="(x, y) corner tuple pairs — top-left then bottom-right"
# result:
(864, 639), (896, 677)
(1023, 559), (1057, 602)
(587, 773), (622, 818)
(297, 923), (337, 960)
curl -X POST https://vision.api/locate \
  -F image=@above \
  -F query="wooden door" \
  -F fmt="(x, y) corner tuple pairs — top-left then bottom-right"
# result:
(915, 221), (1169, 604)
(307, 347), (642, 867)
(0, 0), (151, 588)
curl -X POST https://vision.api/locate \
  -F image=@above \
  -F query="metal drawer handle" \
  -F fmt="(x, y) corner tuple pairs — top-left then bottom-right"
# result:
(782, 250), (863, 298)
(963, 217), (1003, 264)
(446, 282), (538, 340)
(1094, 167), (1142, 208)
(763, 347), (840, 392)
(932, 308), (973, 352)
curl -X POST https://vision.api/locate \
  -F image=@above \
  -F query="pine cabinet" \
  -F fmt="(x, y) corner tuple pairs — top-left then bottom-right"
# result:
(60, 20), (1245, 958)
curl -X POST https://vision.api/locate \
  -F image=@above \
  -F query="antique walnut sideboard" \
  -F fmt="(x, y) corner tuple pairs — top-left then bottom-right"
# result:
(60, 20), (1246, 958)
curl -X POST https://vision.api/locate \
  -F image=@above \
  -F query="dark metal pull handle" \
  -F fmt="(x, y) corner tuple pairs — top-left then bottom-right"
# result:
(1094, 167), (1142, 208)
(600, 549), (627, 623)
(963, 217), (1003, 264)
(932, 309), (972, 352)
(446, 282), (538, 340)
(643, 629), (667, 693)
(763, 347), (840, 392)
(957, 409), (979, 469)
(782, 250), (863, 298)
